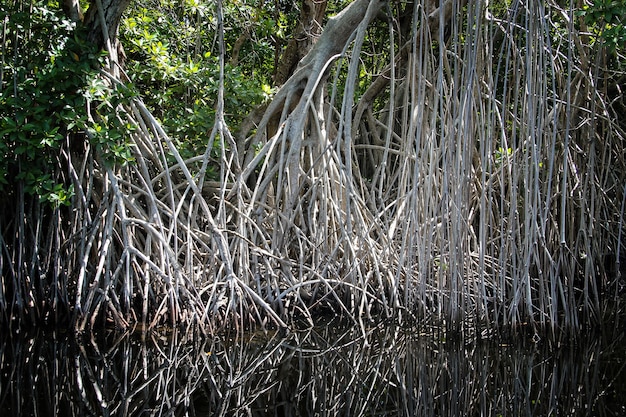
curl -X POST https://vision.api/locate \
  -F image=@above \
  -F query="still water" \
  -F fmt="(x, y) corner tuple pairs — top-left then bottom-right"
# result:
(1, 318), (625, 416)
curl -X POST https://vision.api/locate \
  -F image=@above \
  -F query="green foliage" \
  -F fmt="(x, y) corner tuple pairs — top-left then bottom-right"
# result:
(119, 0), (271, 161)
(579, 0), (626, 54)
(0, 0), (135, 207)
(494, 147), (512, 169)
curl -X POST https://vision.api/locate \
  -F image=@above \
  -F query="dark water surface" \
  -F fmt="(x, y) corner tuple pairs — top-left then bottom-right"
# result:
(1, 319), (625, 416)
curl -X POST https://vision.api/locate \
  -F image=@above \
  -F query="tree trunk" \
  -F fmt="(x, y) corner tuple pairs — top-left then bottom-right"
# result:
(238, 0), (387, 148)
(273, 0), (328, 86)
(82, 0), (131, 51)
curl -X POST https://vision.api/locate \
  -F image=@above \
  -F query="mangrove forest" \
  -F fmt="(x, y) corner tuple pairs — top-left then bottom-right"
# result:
(1, 0), (626, 340)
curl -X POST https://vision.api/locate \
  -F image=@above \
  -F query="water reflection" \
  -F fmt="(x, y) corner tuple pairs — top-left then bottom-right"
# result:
(1, 321), (625, 416)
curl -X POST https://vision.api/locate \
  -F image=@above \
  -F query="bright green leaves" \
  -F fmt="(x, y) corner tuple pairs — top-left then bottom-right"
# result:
(579, 0), (626, 54)
(84, 79), (137, 166)
(17, 172), (75, 207)
(185, 0), (208, 17)
(494, 147), (513, 169)
(0, 0), (136, 207)
(119, 0), (266, 163)
(261, 84), (277, 101)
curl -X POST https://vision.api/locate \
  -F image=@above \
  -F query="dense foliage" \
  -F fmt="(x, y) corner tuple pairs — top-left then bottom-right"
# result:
(116, 0), (317, 166)
(580, 0), (626, 54)
(0, 1), (135, 207)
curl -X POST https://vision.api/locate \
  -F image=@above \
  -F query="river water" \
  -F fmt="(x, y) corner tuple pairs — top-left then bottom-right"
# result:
(1, 317), (625, 416)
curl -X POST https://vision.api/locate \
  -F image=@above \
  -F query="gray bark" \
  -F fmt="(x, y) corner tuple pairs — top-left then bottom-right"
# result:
(83, 0), (131, 52)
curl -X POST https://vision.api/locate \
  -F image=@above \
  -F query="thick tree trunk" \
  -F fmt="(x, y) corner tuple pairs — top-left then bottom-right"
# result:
(233, 0), (388, 258)
(82, 0), (131, 51)
(238, 0), (387, 147)
(61, 0), (130, 69)
(62, 0), (84, 22)
(273, 0), (328, 86)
